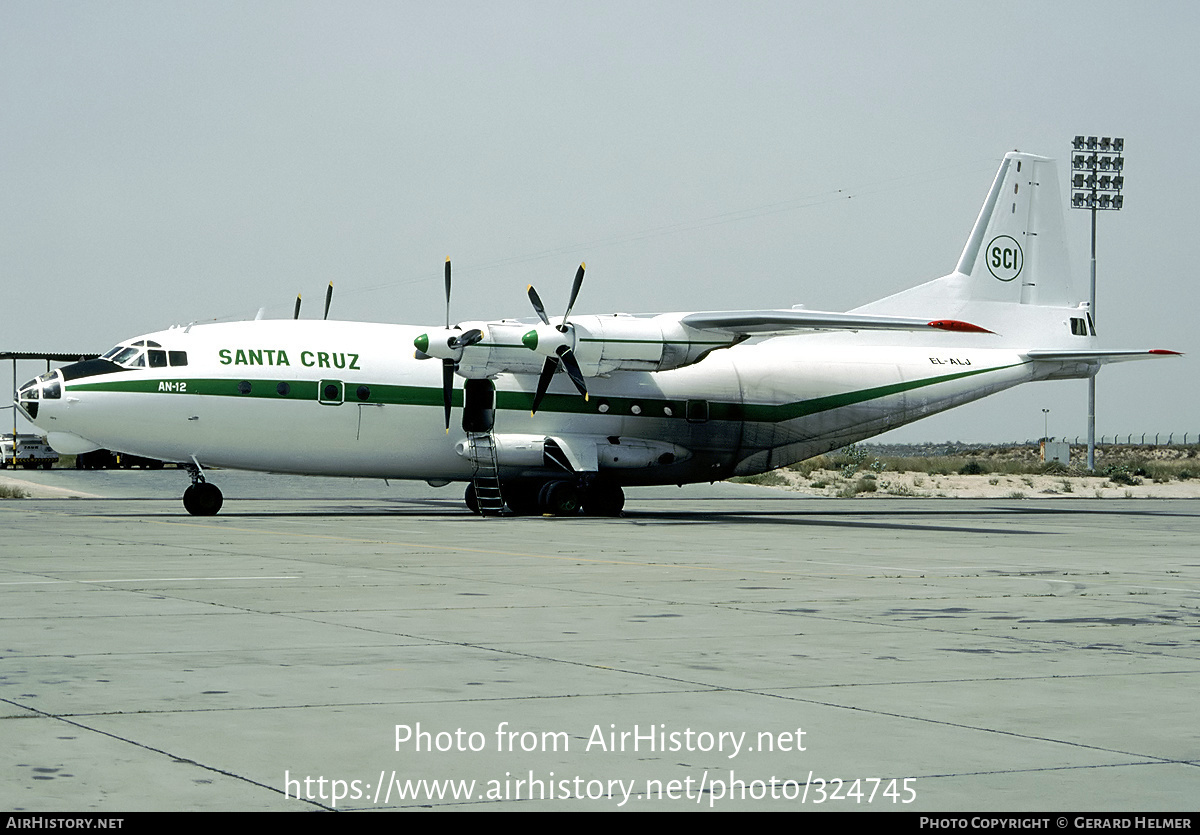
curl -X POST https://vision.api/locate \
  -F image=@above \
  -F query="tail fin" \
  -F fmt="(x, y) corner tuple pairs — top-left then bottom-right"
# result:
(854, 152), (1086, 343)
(953, 152), (1077, 306)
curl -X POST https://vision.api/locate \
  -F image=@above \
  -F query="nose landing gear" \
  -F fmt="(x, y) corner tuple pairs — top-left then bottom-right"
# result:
(182, 461), (223, 516)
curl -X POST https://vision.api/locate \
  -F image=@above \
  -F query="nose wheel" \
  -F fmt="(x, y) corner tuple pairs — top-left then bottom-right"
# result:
(183, 482), (223, 516)
(182, 461), (223, 516)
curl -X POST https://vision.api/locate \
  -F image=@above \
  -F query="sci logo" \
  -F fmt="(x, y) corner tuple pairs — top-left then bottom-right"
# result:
(986, 235), (1023, 282)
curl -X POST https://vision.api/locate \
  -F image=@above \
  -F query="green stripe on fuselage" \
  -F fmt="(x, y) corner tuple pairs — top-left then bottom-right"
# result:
(65, 362), (1023, 424)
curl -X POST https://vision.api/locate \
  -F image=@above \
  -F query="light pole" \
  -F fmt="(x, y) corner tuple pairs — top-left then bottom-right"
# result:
(1069, 135), (1125, 471)
(1043, 408), (1050, 442)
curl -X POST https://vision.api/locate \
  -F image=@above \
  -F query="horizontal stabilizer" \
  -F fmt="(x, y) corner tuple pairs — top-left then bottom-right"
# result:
(680, 310), (993, 336)
(1025, 349), (1182, 364)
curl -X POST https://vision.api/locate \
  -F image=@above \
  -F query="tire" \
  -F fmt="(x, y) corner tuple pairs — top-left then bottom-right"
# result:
(183, 483), (223, 516)
(502, 483), (540, 516)
(464, 483), (479, 514)
(583, 483), (625, 517)
(540, 481), (581, 516)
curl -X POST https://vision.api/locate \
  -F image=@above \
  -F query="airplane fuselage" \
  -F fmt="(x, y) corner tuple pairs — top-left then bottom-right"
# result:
(26, 318), (1042, 487)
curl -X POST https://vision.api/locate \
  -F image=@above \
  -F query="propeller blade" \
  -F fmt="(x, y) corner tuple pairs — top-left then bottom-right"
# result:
(558, 347), (588, 398)
(562, 262), (585, 323)
(451, 328), (484, 350)
(293, 294), (301, 320)
(531, 357), (559, 414)
(414, 349), (432, 360)
(442, 358), (455, 432)
(527, 285), (550, 325)
(323, 282), (333, 320)
(444, 258), (452, 329)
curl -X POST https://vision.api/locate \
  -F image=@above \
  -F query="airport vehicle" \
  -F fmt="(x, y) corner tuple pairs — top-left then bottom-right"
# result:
(0, 433), (58, 469)
(14, 152), (1178, 516)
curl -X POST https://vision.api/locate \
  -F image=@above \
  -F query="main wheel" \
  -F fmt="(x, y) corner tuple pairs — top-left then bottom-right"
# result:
(539, 481), (581, 516)
(464, 483), (479, 514)
(583, 483), (625, 516)
(183, 482), (223, 516)
(502, 483), (540, 516)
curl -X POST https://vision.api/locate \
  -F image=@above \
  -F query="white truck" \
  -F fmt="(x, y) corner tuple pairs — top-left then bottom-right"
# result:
(0, 434), (59, 469)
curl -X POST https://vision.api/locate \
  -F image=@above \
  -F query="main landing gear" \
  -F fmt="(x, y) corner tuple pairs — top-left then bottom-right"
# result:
(182, 462), (223, 516)
(466, 480), (625, 517)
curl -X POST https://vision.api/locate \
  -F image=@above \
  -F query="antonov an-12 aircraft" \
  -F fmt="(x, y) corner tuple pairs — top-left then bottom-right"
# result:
(16, 152), (1179, 516)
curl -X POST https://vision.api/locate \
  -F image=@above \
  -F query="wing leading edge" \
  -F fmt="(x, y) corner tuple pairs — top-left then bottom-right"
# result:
(679, 310), (993, 336)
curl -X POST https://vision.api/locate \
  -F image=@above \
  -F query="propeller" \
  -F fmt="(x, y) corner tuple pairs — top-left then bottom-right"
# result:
(293, 282), (334, 320)
(524, 263), (588, 414)
(413, 258), (484, 431)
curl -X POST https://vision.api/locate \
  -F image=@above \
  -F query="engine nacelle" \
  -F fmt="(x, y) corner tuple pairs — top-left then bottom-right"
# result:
(454, 314), (740, 379)
(455, 433), (691, 472)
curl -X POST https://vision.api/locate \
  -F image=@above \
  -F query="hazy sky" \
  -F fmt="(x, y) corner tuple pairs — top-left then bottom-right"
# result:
(3, 0), (1196, 443)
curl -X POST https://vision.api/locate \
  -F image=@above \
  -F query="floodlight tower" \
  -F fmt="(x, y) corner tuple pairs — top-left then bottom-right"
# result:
(1069, 135), (1126, 471)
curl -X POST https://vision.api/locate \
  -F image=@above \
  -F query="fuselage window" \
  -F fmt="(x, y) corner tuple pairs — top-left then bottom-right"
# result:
(148, 350), (168, 368)
(1070, 317), (1088, 336)
(168, 351), (188, 367)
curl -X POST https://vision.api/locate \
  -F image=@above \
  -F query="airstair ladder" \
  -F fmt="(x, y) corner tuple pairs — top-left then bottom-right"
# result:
(467, 431), (506, 516)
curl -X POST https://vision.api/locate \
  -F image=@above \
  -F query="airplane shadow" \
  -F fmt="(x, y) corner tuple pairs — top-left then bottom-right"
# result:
(47, 495), (1200, 535)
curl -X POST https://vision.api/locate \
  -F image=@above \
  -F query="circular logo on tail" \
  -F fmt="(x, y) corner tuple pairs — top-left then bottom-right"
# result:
(986, 236), (1023, 282)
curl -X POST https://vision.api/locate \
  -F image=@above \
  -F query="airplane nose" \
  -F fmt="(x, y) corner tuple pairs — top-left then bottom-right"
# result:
(15, 371), (62, 423)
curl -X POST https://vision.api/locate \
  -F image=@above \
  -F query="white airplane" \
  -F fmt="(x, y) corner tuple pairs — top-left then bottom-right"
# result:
(15, 151), (1179, 516)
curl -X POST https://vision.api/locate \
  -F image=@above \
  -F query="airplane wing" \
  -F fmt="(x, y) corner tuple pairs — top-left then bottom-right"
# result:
(1025, 349), (1183, 364)
(679, 310), (993, 335)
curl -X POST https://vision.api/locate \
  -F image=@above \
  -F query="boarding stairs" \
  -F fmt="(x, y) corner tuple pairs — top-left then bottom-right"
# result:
(467, 431), (506, 516)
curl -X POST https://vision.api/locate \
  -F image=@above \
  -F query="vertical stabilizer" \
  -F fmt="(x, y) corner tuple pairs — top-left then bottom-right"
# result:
(954, 152), (1076, 306)
(854, 152), (1082, 343)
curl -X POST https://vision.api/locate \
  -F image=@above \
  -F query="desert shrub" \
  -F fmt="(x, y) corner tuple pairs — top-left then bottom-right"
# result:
(1102, 464), (1142, 486)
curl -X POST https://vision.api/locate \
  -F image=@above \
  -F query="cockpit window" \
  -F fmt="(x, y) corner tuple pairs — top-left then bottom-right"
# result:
(101, 344), (185, 369)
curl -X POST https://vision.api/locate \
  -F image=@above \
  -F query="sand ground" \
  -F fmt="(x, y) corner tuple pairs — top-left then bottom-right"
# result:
(744, 467), (1200, 498)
